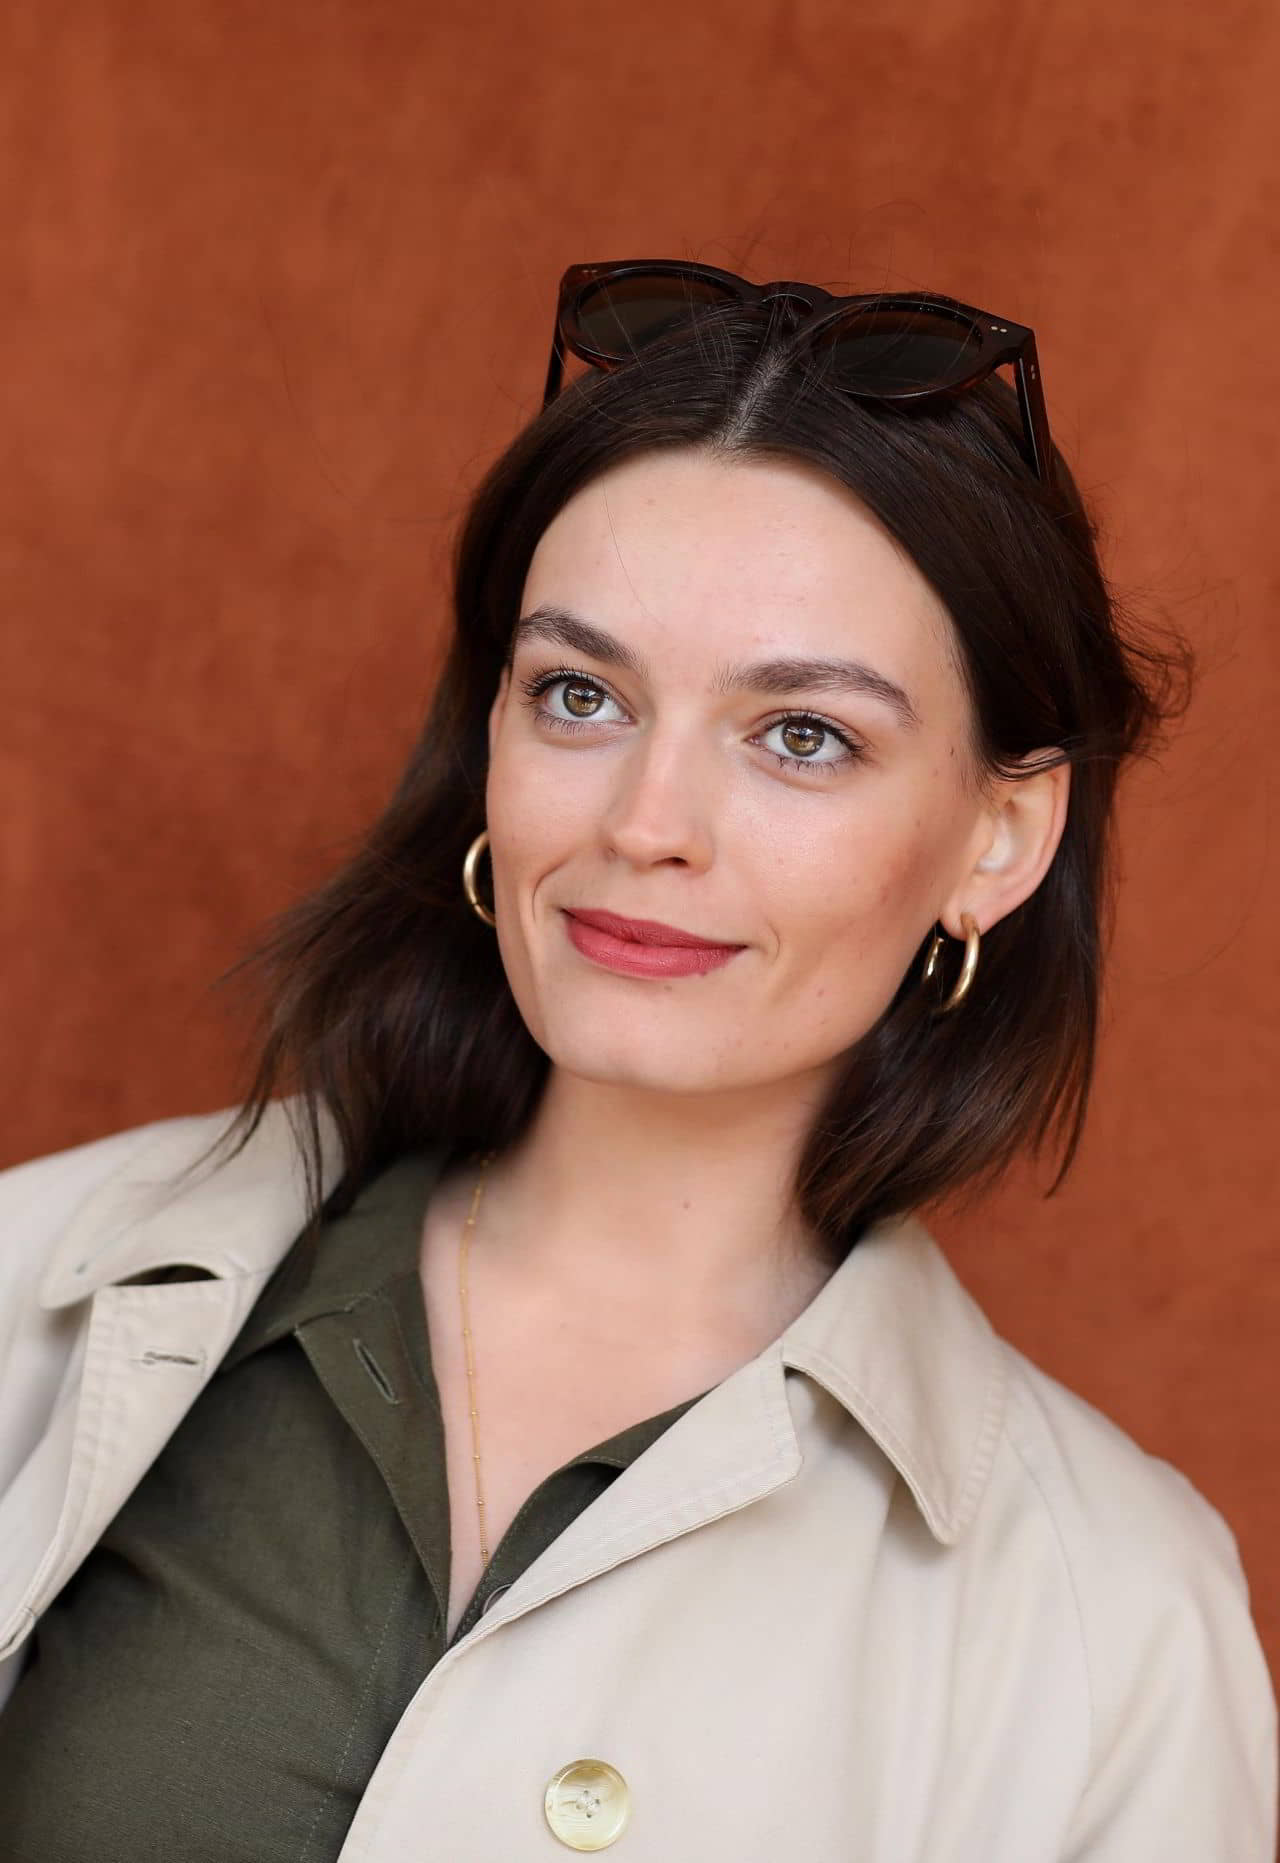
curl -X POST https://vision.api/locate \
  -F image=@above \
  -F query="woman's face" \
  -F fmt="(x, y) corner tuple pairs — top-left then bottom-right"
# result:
(485, 447), (1046, 1100)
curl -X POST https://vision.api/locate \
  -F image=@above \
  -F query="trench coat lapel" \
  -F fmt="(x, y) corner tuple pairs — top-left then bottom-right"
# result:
(440, 1209), (1006, 1658)
(1, 1104), (340, 1660)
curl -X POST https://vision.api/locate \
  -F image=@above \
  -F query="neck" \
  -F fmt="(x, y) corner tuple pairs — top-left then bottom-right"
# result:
(470, 1067), (837, 1348)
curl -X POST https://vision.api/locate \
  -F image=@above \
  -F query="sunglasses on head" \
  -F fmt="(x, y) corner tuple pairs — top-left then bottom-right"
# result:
(542, 259), (1054, 486)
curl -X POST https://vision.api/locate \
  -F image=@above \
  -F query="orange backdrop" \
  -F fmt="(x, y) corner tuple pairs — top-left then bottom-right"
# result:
(3, 2), (1278, 1696)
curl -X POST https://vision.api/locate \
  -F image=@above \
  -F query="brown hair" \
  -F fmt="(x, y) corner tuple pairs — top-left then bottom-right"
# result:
(215, 305), (1193, 1264)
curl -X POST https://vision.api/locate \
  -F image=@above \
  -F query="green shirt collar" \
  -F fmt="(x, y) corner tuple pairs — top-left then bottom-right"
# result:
(220, 1149), (447, 1372)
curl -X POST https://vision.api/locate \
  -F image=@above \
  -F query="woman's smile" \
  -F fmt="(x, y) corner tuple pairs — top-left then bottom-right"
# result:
(561, 907), (745, 978)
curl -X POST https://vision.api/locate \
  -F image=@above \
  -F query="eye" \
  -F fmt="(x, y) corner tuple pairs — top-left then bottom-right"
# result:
(754, 713), (864, 777)
(518, 668), (627, 734)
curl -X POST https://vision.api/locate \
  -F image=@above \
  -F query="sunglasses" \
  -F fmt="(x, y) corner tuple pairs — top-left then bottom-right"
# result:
(543, 259), (1053, 486)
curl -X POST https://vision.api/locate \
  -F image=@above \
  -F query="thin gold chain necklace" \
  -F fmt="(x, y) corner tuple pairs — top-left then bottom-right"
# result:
(458, 1150), (496, 1565)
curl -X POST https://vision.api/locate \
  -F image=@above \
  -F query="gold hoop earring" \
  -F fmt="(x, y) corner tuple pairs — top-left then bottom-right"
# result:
(922, 912), (981, 1013)
(462, 829), (497, 927)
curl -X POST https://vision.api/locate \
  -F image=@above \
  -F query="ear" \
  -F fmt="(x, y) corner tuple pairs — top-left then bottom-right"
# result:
(487, 663), (511, 762)
(940, 751), (1071, 937)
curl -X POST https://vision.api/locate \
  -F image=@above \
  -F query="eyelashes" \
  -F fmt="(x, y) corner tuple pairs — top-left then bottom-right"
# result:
(516, 666), (867, 778)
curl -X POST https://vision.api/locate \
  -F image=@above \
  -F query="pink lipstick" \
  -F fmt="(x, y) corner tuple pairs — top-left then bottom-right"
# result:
(562, 908), (745, 979)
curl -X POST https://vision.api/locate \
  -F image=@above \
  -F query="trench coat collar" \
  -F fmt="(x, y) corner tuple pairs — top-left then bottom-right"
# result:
(36, 1098), (1005, 1547)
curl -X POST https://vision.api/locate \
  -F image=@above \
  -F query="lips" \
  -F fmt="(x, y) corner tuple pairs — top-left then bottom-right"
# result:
(563, 908), (743, 950)
(562, 909), (744, 979)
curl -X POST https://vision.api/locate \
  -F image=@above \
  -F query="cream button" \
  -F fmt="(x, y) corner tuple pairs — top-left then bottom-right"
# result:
(543, 1758), (631, 1850)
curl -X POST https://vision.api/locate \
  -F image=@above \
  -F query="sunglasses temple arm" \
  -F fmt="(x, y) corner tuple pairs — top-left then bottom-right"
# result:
(1014, 336), (1053, 485)
(543, 316), (567, 409)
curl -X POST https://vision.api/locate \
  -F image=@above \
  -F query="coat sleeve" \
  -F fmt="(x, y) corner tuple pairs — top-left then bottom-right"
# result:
(1058, 1448), (1278, 1859)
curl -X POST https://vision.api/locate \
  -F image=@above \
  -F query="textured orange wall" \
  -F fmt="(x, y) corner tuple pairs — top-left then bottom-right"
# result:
(3, 3), (1278, 1692)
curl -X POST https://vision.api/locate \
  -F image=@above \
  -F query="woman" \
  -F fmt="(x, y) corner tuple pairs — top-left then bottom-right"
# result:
(0, 262), (1274, 1858)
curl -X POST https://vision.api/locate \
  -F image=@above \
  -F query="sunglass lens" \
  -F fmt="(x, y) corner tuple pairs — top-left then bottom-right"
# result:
(815, 304), (981, 395)
(573, 272), (739, 361)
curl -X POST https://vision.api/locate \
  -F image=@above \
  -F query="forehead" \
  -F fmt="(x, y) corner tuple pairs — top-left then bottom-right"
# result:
(521, 449), (962, 708)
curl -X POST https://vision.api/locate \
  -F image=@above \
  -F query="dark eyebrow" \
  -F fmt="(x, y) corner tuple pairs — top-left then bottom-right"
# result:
(511, 604), (922, 733)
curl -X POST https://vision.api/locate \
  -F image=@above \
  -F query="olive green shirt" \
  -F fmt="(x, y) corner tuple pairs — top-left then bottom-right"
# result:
(0, 1148), (708, 1861)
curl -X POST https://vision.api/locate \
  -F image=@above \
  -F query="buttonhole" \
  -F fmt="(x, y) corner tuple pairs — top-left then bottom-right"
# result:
(353, 1338), (399, 1404)
(137, 1349), (205, 1370)
(120, 1264), (219, 1286)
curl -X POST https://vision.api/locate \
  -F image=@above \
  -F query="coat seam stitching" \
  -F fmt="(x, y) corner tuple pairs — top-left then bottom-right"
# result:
(1002, 1381), (1096, 1793)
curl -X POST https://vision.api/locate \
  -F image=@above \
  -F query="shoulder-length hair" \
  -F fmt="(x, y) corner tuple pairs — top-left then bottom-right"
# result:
(216, 305), (1193, 1264)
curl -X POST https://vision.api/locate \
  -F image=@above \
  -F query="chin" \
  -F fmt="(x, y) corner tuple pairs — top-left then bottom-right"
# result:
(541, 1029), (744, 1098)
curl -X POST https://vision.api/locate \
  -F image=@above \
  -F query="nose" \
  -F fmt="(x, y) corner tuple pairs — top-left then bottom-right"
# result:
(599, 724), (715, 873)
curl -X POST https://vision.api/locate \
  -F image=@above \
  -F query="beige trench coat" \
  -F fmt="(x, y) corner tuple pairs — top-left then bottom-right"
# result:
(0, 1102), (1275, 1859)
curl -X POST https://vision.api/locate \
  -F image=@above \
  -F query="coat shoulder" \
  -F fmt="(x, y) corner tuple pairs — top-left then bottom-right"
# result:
(1001, 1344), (1241, 1577)
(0, 1108), (244, 1280)
(994, 1341), (1277, 1846)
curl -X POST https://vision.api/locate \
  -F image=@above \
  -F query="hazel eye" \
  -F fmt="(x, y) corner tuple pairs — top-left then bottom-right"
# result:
(518, 668), (627, 733)
(757, 714), (860, 772)
(779, 721), (826, 757)
(560, 680), (608, 719)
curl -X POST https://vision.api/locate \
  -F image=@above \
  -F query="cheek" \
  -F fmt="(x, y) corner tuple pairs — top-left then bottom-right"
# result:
(484, 736), (602, 956)
(767, 805), (949, 988)
(488, 752), (589, 888)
